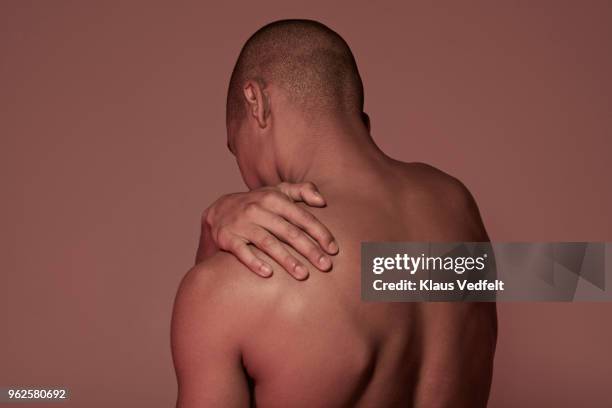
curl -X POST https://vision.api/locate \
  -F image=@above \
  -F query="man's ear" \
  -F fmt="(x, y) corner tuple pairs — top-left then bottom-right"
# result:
(243, 80), (270, 129)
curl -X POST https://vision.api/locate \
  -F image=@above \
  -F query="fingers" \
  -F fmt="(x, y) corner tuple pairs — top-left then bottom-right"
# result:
(204, 184), (337, 280)
(261, 210), (333, 272)
(218, 233), (273, 278)
(278, 182), (326, 207)
(250, 226), (310, 280)
(264, 199), (338, 255)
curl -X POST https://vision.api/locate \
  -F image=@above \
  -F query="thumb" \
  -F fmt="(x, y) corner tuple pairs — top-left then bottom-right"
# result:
(278, 182), (326, 207)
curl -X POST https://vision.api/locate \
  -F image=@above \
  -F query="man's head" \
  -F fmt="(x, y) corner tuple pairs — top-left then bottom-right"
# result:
(226, 19), (367, 188)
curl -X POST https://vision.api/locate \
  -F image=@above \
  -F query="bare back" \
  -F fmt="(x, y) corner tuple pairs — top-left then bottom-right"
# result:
(173, 162), (497, 408)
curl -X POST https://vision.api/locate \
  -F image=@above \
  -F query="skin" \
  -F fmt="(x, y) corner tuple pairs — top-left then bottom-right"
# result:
(171, 80), (497, 407)
(197, 182), (338, 280)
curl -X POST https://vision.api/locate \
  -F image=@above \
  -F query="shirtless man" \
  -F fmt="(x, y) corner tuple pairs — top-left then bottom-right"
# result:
(171, 19), (497, 407)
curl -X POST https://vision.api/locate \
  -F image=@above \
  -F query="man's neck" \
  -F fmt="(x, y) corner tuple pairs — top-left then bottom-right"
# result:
(275, 118), (392, 191)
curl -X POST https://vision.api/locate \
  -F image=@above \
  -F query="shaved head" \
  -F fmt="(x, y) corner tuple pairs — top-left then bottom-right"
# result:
(226, 19), (364, 127)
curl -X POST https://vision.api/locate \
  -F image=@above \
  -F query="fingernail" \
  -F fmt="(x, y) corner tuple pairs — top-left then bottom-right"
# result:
(319, 255), (331, 270)
(295, 265), (308, 279)
(329, 241), (339, 254)
(260, 264), (272, 276)
(313, 191), (325, 203)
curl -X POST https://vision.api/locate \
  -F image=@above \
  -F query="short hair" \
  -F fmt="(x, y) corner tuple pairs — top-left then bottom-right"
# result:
(226, 19), (364, 127)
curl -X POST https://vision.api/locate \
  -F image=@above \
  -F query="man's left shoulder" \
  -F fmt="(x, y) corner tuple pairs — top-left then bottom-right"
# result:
(403, 162), (488, 241)
(404, 162), (473, 200)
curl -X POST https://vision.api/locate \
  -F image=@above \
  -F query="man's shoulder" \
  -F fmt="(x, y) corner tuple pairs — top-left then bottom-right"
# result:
(173, 252), (273, 334)
(177, 251), (264, 306)
(397, 162), (488, 241)
(400, 162), (470, 197)
(175, 251), (276, 322)
(171, 252), (265, 405)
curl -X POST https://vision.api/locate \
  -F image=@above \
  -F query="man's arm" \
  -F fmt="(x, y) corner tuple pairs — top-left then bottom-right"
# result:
(171, 264), (251, 408)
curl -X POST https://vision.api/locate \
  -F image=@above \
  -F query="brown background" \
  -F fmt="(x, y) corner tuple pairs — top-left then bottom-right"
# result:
(1, 1), (611, 407)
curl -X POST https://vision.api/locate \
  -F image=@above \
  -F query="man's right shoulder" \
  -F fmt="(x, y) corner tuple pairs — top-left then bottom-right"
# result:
(172, 251), (272, 349)
(177, 251), (256, 305)
(174, 250), (280, 322)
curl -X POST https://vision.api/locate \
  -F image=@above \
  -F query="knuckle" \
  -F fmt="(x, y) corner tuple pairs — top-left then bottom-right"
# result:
(303, 181), (316, 191)
(286, 225), (301, 240)
(226, 240), (241, 252)
(217, 192), (237, 206)
(261, 190), (279, 204)
(244, 202), (260, 215)
(284, 255), (298, 269)
(320, 230), (333, 244)
(260, 235), (276, 249)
